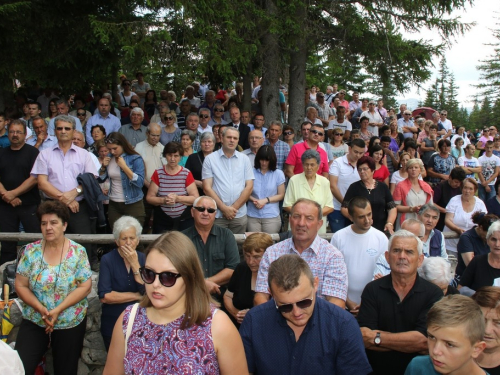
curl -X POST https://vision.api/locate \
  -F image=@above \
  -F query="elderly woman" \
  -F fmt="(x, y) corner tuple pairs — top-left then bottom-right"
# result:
(341, 156), (396, 233)
(159, 110), (181, 146)
(471, 287), (500, 373)
(179, 129), (196, 167)
(393, 158), (434, 229)
(88, 124), (106, 156)
(224, 233), (274, 327)
(14, 201), (92, 374)
(444, 178), (487, 255)
(247, 145), (286, 233)
(283, 149), (333, 233)
(419, 257), (459, 295)
(103, 232), (247, 374)
(459, 221), (500, 291)
(98, 216), (145, 351)
(417, 203), (448, 259)
(147, 142), (199, 232)
(185, 131), (216, 196)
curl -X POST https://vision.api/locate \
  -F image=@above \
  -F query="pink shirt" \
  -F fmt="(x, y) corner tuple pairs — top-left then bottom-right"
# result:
(285, 141), (329, 175)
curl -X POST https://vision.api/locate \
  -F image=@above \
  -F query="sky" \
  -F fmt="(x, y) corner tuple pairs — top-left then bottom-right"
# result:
(397, 0), (499, 108)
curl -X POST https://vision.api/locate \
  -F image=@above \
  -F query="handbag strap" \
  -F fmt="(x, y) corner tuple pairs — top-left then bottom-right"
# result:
(124, 303), (139, 354)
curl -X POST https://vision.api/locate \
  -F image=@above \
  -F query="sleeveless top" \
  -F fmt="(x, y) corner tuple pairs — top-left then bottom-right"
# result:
(122, 305), (220, 375)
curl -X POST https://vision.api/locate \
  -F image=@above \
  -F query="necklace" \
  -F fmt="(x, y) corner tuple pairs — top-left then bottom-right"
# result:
(363, 180), (377, 194)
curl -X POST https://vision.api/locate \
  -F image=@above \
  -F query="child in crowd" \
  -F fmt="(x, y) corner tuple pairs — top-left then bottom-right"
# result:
(404, 295), (486, 375)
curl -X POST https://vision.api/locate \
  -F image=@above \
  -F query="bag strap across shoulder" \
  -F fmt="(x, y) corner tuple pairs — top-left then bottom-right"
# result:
(124, 303), (139, 354)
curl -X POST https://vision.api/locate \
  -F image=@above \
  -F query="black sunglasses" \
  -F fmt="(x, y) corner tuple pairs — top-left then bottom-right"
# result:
(140, 267), (181, 287)
(283, 131), (293, 136)
(200, 114), (210, 118)
(311, 129), (324, 136)
(215, 108), (224, 112)
(165, 116), (174, 120)
(193, 206), (216, 213)
(334, 132), (343, 136)
(77, 112), (86, 116)
(56, 126), (72, 131)
(275, 296), (314, 313)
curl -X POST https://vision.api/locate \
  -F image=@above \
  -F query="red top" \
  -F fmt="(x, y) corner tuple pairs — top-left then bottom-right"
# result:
(285, 141), (329, 175)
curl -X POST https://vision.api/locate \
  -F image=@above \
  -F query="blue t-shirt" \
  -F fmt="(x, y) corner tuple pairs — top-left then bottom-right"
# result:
(405, 355), (490, 375)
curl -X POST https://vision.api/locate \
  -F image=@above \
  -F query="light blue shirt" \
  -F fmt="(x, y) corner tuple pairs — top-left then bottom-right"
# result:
(48, 115), (82, 136)
(247, 168), (285, 219)
(202, 148), (255, 219)
(85, 113), (121, 145)
(397, 118), (415, 139)
(26, 135), (58, 151)
(248, 125), (267, 136)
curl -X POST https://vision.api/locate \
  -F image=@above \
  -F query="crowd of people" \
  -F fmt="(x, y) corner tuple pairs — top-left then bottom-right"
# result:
(1, 76), (499, 374)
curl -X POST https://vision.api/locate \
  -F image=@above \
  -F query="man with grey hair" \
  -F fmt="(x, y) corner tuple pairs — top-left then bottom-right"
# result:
(240, 254), (372, 375)
(184, 85), (201, 109)
(304, 106), (322, 126)
(119, 107), (147, 147)
(418, 256), (455, 295)
(48, 99), (83, 135)
(202, 127), (254, 234)
(72, 130), (100, 170)
(264, 120), (290, 170)
(31, 115), (99, 267)
(254, 198), (348, 309)
(197, 108), (212, 133)
(357, 229), (443, 375)
(182, 195), (240, 300)
(173, 112), (202, 151)
(27, 116), (58, 151)
(242, 129), (264, 165)
(134, 123), (164, 232)
(438, 109), (453, 139)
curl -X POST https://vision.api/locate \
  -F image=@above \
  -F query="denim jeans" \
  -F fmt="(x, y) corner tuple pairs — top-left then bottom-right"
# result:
(478, 184), (495, 203)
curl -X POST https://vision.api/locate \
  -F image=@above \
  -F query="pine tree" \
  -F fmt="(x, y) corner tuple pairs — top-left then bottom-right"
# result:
(446, 73), (460, 119)
(437, 58), (450, 110)
(476, 16), (500, 101)
(423, 78), (439, 109)
(478, 97), (493, 128)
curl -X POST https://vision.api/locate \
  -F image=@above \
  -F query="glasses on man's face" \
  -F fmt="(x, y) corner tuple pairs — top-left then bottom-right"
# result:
(77, 112), (86, 116)
(193, 206), (216, 214)
(139, 267), (181, 287)
(275, 296), (314, 313)
(200, 114), (210, 119)
(441, 113), (447, 116)
(56, 126), (72, 131)
(310, 129), (324, 136)
(215, 108), (224, 112)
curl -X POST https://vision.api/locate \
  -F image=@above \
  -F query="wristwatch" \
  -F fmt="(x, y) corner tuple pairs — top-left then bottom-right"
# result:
(374, 332), (381, 346)
(76, 187), (82, 195)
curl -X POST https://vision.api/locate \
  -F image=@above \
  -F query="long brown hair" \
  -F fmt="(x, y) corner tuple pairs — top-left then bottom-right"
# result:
(105, 132), (139, 156)
(140, 231), (213, 329)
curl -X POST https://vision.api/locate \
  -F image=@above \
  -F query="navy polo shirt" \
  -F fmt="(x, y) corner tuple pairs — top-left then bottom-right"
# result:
(240, 296), (372, 375)
(456, 227), (489, 277)
(97, 249), (146, 337)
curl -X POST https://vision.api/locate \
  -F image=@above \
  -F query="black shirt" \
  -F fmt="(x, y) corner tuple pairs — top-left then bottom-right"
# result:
(357, 273), (443, 375)
(459, 254), (500, 291)
(456, 227), (489, 277)
(184, 152), (206, 196)
(0, 143), (40, 206)
(342, 180), (396, 232)
(227, 261), (255, 311)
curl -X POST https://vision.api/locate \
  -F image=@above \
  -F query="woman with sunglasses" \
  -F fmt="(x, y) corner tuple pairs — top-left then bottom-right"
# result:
(329, 127), (348, 160)
(147, 142), (199, 232)
(104, 231), (248, 374)
(282, 126), (295, 148)
(159, 109), (181, 145)
(98, 216), (145, 351)
(99, 132), (146, 230)
(15, 201), (92, 374)
(75, 109), (88, 135)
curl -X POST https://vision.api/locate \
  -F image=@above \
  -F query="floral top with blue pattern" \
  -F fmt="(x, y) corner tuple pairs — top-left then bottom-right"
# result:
(16, 239), (92, 329)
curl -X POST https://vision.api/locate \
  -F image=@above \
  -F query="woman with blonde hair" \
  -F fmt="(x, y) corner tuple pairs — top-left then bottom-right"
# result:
(104, 231), (247, 374)
(329, 127), (348, 160)
(159, 109), (181, 145)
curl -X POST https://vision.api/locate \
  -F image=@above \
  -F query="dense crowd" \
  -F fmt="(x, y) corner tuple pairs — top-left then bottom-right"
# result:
(1, 74), (500, 374)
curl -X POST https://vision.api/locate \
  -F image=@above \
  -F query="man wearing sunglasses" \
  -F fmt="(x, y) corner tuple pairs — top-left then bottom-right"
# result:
(182, 196), (240, 299)
(197, 108), (212, 133)
(241, 254), (371, 375)
(285, 123), (329, 179)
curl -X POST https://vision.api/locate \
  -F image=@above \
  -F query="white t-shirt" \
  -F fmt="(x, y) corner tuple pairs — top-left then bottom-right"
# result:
(390, 171), (422, 186)
(329, 155), (360, 210)
(458, 156), (479, 179)
(361, 110), (383, 136)
(451, 134), (470, 149)
(332, 226), (388, 304)
(327, 119), (352, 133)
(478, 154), (500, 185)
(444, 195), (486, 253)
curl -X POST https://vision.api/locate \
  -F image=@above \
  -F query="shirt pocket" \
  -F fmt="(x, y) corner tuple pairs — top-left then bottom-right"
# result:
(212, 252), (225, 271)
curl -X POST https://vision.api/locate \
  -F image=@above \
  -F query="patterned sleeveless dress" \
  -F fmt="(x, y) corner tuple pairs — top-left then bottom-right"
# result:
(122, 305), (220, 374)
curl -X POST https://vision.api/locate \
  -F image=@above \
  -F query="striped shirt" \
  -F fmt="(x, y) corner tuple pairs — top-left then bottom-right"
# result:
(150, 167), (195, 218)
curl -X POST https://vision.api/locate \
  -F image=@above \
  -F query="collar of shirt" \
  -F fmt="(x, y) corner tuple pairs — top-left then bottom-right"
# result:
(289, 235), (321, 256)
(217, 148), (239, 159)
(380, 273), (426, 295)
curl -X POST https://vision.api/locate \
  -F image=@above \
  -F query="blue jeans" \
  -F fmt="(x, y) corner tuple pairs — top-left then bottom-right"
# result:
(478, 184), (495, 203)
(328, 210), (348, 233)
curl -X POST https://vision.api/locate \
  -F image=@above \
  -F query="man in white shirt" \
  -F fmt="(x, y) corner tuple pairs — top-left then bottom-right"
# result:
(438, 110), (453, 139)
(331, 197), (388, 314)
(327, 105), (352, 141)
(304, 106), (323, 126)
(184, 85), (201, 109)
(458, 144), (481, 179)
(478, 140), (500, 202)
(197, 108), (213, 133)
(361, 100), (383, 136)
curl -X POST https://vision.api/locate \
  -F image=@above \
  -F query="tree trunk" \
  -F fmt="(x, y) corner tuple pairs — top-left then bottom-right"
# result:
(288, 36), (307, 132)
(242, 65), (253, 113)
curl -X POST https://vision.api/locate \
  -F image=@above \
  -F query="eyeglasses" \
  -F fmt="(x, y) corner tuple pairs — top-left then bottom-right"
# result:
(193, 206), (216, 214)
(440, 113), (447, 116)
(77, 112), (86, 116)
(215, 108), (224, 112)
(139, 267), (181, 287)
(334, 133), (343, 136)
(200, 114), (210, 118)
(358, 167), (371, 172)
(165, 116), (174, 120)
(275, 296), (314, 313)
(310, 129), (324, 136)
(56, 126), (72, 131)
(283, 131), (293, 136)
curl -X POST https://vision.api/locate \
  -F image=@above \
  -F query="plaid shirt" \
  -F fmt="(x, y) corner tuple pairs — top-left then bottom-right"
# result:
(264, 139), (290, 170)
(317, 102), (335, 121)
(255, 236), (348, 301)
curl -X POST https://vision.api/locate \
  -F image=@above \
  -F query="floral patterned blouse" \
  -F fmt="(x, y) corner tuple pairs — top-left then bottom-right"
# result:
(16, 239), (92, 329)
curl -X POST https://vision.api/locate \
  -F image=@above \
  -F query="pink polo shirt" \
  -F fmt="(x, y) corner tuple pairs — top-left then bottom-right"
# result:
(285, 141), (329, 175)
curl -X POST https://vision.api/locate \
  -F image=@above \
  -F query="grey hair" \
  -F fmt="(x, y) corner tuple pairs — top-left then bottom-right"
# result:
(112, 215), (142, 241)
(221, 126), (239, 137)
(167, 91), (176, 100)
(269, 120), (282, 129)
(186, 112), (199, 122)
(432, 111), (440, 119)
(56, 98), (69, 108)
(301, 149), (321, 165)
(131, 107), (144, 117)
(388, 229), (423, 255)
(73, 130), (84, 138)
(291, 198), (322, 221)
(306, 106), (317, 114)
(418, 202), (440, 219)
(181, 129), (196, 142)
(193, 195), (217, 210)
(54, 115), (76, 129)
(206, 90), (215, 97)
(405, 158), (425, 173)
(147, 122), (161, 133)
(198, 107), (211, 116)
(200, 131), (216, 143)
(486, 221), (500, 240)
(418, 257), (451, 286)
(401, 219), (425, 238)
